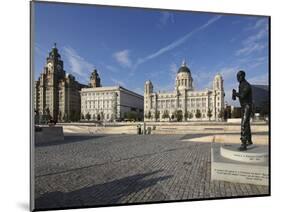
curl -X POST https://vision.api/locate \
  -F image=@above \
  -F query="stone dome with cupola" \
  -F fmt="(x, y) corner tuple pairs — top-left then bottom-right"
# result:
(177, 60), (191, 74)
(175, 59), (193, 91)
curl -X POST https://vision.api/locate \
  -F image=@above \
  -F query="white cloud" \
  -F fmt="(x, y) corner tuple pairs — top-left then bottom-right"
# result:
(113, 50), (132, 67)
(235, 18), (268, 56)
(247, 56), (268, 69)
(252, 19), (268, 30)
(236, 43), (266, 56)
(132, 15), (222, 72)
(219, 67), (239, 81)
(62, 46), (94, 77)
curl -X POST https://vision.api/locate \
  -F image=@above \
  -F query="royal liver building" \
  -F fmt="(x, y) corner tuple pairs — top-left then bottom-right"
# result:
(144, 60), (224, 121)
(34, 44), (86, 122)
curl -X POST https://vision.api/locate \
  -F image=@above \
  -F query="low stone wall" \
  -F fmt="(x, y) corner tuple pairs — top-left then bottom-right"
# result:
(62, 125), (137, 134)
(151, 124), (268, 135)
(35, 126), (64, 144)
(60, 122), (268, 136)
(58, 120), (267, 127)
(227, 118), (242, 123)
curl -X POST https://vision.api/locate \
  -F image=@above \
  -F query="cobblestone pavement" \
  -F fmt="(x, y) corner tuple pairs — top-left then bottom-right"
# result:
(34, 134), (269, 210)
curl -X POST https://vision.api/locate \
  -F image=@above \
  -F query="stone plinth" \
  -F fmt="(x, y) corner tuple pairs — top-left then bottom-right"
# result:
(211, 143), (269, 186)
(35, 126), (64, 144)
(220, 144), (268, 163)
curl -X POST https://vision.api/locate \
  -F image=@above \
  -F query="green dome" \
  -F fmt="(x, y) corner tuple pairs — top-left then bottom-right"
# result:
(177, 65), (191, 74)
(178, 60), (191, 74)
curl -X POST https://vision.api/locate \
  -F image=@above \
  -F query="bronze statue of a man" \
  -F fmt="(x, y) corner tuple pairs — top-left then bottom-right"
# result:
(232, 70), (253, 151)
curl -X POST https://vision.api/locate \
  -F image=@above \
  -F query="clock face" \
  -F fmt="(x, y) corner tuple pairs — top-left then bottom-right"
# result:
(57, 64), (61, 70)
(47, 63), (53, 69)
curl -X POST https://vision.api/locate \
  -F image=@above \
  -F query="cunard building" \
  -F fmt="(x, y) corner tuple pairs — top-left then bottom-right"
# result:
(81, 70), (144, 121)
(144, 60), (225, 121)
(34, 44), (86, 122)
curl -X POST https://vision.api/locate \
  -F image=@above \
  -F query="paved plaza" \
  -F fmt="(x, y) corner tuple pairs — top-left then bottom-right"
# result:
(34, 133), (269, 210)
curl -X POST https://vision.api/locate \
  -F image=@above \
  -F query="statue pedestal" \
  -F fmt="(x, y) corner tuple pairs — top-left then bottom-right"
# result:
(211, 143), (269, 185)
(35, 126), (64, 145)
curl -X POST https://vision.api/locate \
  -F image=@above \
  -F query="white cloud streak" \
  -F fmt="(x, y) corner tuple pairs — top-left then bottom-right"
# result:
(62, 46), (94, 77)
(132, 15), (222, 72)
(252, 19), (268, 30)
(219, 67), (239, 81)
(113, 50), (132, 67)
(235, 18), (268, 56)
(236, 42), (265, 56)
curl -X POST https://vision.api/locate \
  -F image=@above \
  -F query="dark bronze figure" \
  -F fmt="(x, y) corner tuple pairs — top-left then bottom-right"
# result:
(232, 70), (253, 151)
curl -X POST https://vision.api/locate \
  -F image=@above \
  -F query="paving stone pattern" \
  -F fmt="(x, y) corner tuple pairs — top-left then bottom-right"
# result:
(34, 134), (269, 210)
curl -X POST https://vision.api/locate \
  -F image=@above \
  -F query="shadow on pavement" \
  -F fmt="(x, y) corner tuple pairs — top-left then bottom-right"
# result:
(35, 170), (172, 210)
(35, 134), (104, 147)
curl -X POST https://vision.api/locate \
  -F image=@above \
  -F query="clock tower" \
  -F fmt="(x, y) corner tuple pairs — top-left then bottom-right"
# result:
(34, 43), (85, 122)
(89, 69), (101, 88)
(46, 43), (65, 77)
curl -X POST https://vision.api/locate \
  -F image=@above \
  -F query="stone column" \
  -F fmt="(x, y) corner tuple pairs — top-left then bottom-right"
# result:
(184, 90), (187, 121)
(213, 91), (217, 120)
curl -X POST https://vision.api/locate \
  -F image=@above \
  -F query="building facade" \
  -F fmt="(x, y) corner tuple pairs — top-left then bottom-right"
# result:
(81, 70), (144, 121)
(144, 60), (225, 121)
(251, 84), (269, 116)
(34, 44), (86, 122)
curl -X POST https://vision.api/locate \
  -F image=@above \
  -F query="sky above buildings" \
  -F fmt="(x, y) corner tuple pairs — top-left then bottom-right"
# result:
(33, 2), (269, 105)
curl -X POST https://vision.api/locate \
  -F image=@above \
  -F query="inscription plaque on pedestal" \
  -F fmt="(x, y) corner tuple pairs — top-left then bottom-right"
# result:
(211, 143), (269, 186)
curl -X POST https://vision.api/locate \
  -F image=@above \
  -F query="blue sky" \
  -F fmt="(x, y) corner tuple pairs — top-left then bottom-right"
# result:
(33, 2), (269, 105)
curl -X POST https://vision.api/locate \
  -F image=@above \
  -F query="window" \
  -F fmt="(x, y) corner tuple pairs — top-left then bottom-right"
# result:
(171, 100), (174, 108)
